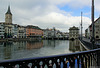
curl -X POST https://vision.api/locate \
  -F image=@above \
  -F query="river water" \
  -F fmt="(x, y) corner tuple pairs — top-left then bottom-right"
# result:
(0, 40), (83, 61)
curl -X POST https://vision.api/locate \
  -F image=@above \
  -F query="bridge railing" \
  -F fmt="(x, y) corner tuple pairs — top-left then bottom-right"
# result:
(0, 48), (100, 68)
(79, 37), (99, 49)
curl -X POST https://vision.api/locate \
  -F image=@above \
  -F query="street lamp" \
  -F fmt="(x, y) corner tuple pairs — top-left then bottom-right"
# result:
(91, 0), (95, 49)
(81, 12), (83, 40)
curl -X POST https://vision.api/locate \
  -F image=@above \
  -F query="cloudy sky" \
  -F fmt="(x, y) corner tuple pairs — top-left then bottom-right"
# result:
(0, 0), (100, 33)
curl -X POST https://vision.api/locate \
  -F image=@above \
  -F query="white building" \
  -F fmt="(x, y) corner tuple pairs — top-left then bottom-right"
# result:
(18, 25), (26, 38)
(62, 32), (69, 38)
(43, 27), (57, 38)
(0, 22), (5, 38)
(69, 26), (79, 40)
(12, 24), (18, 38)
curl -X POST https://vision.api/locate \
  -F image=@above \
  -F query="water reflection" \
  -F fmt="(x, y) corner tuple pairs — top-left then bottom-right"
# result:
(43, 40), (60, 47)
(69, 39), (81, 52)
(0, 41), (43, 60)
(27, 41), (43, 50)
(4, 42), (12, 59)
(13, 41), (27, 51)
(0, 40), (85, 61)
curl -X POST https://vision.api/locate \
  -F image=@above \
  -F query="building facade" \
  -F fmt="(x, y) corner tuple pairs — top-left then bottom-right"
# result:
(12, 24), (18, 38)
(0, 22), (5, 38)
(69, 26), (79, 40)
(43, 28), (57, 39)
(94, 17), (100, 40)
(4, 6), (13, 38)
(26, 25), (43, 38)
(85, 17), (100, 40)
(43, 28), (68, 39)
(85, 29), (88, 38)
(18, 25), (26, 38)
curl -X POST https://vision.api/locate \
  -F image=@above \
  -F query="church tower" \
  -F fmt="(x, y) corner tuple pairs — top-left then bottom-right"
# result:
(5, 5), (12, 24)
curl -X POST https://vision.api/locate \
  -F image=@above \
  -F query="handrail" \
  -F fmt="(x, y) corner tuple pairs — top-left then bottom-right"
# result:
(0, 48), (100, 68)
(0, 48), (100, 63)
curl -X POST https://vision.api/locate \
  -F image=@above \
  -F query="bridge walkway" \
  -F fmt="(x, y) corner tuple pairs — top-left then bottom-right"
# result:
(79, 37), (99, 50)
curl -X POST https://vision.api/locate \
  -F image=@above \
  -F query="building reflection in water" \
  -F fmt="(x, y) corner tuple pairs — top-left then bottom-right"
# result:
(0, 42), (13, 60)
(0, 41), (43, 60)
(43, 40), (61, 48)
(4, 42), (12, 60)
(69, 39), (81, 52)
(26, 41), (43, 50)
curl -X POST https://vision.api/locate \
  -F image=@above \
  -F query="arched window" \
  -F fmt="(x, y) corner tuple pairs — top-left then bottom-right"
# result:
(96, 36), (99, 39)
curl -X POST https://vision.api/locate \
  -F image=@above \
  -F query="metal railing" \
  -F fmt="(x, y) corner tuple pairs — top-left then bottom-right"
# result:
(79, 38), (99, 50)
(0, 48), (100, 68)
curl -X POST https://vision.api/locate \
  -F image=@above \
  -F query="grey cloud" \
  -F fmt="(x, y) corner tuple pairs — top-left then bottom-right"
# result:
(0, 0), (94, 32)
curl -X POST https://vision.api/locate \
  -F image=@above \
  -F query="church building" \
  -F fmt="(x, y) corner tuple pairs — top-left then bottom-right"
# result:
(4, 6), (13, 38)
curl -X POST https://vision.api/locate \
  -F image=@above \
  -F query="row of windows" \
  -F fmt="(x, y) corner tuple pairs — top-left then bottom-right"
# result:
(70, 35), (78, 37)
(0, 31), (4, 32)
(70, 33), (79, 34)
(0, 34), (4, 35)
(70, 30), (79, 31)
(0, 28), (4, 29)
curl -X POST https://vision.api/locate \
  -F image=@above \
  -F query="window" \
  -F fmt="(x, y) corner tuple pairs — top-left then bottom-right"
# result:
(96, 32), (98, 34)
(96, 36), (99, 38)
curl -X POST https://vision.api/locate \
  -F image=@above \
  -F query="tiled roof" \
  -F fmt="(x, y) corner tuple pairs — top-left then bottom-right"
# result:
(26, 25), (42, 30)
(69, 26), (79, 30)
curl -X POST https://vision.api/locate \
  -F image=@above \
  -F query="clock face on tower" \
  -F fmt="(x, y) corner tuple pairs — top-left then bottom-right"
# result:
(6, 15), (11, 18)
(5, 14), (12, 23)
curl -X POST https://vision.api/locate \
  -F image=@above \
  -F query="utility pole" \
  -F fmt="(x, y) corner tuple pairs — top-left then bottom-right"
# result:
(53, 27), (55, 39)
(81, 12), (83, 40)
(91, 0), (95, 49)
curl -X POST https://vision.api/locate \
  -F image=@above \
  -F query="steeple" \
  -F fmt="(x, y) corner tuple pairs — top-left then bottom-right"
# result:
(5, 5), (12, 24)
(6, 5), (12, 15)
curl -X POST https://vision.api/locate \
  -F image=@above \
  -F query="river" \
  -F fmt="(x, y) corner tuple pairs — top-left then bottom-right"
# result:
(0, 40), (83, 61)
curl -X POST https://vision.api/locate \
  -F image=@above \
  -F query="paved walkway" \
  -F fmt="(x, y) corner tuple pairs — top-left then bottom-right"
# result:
(82, 37), (91, 43)
(81, 37), (100, 49)
(82, 37), (100, 44)
(80, 38), (93, 50)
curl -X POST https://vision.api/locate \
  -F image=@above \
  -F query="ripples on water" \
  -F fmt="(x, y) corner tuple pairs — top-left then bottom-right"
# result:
(0, 40), (84, 60)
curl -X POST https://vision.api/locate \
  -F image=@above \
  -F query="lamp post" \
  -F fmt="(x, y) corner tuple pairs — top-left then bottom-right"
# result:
(53, 27), (55, 39)
(81, 12), (83, 40)
(91, 0), (95, 49)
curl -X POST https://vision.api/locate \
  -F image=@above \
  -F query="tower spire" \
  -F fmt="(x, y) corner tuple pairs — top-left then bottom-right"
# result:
(6, 5), (12, 15)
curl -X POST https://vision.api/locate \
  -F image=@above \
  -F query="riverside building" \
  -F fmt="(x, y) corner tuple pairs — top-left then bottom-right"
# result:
(85, 17), (100, 40)
(0, 22), (5, 38)
(4, 6), (13, 38)
(69, 26), (79, 40)
(18, 25), (26, 38)
(12, 24), (18, 38)
(26, 25), (43, 38)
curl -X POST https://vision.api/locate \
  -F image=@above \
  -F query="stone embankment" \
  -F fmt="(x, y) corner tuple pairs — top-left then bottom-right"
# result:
(0, 38), (42, 42)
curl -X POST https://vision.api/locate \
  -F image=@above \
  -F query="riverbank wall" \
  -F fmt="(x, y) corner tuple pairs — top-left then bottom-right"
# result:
(0, 38), (42, 42)
(0, 37), (69, 42)
(43, 37), (69, 40)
